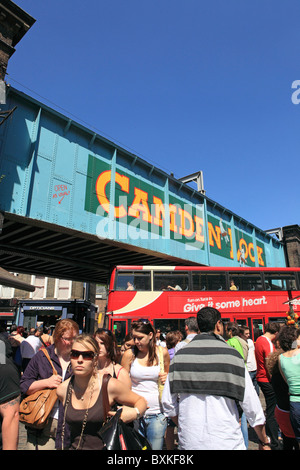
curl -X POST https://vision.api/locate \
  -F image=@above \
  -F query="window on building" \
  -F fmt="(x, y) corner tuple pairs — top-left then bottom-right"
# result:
(0, 285), (14, 297)
(0, 272), (17, 297)
(31, 276), (46, 299)
(56, 279), (72, 299)
(96, 284), (107, 299)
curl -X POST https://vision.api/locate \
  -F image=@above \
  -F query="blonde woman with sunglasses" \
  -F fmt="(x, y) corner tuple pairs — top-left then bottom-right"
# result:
(56, 334), (147, 450)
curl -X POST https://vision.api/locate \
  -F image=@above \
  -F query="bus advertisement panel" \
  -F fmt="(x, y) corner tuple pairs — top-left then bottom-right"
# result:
(107, 266), (300, 343)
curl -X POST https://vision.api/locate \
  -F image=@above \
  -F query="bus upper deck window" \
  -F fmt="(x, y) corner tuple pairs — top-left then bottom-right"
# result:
(206, 274), (226, 291)
(230, 274), (263, 291)
(133, 272), (151, 291)
(192, 273), (226, 291)
(115, 272), (151, 291)
(116, 273), (134, 290)
(264, 273), (296, 291)
(154, 272), (189, 291)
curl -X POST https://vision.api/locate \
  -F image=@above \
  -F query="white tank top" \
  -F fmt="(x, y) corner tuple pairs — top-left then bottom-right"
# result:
(130, 358), (161, 415)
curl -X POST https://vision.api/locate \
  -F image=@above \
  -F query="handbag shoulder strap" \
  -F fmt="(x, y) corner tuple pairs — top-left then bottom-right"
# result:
(41, 348), (58, 375)
(158, 346), (164, 373)
(40, 336), (47, 348)
(102, 373), (112, 420)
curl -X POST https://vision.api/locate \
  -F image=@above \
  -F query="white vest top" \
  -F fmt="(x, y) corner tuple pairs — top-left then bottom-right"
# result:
(130, 357), (161, 415)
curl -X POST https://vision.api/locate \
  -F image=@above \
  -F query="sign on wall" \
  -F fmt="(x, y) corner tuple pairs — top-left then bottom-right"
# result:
(85, 155), (272, 267)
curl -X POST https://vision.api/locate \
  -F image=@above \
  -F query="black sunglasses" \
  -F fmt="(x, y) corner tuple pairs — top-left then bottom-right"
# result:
(70, 349), (96, 361)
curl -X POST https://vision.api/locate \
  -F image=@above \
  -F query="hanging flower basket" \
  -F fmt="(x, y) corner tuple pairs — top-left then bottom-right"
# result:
(285, 304), (299, 328)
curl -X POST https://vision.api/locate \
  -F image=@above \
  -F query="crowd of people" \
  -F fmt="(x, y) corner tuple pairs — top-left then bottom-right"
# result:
(1, 307), (300, 451)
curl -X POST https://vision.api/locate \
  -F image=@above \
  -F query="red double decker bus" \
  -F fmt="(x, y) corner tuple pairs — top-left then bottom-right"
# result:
(106, 265), (300, 344)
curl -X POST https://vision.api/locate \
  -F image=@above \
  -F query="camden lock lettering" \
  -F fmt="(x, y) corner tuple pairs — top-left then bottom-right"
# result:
(84, 155), (266, 265)
(95, 170), (205, 244)
(207, 214), (265, 267)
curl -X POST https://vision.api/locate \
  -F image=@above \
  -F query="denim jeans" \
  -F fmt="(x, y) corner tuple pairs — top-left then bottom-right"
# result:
(249, 370), (259, 396)
(240, 413), (249, 449)
(258, 381), (280, 450)
(138, 413), (167, 450)
(289, 402), (300, 442)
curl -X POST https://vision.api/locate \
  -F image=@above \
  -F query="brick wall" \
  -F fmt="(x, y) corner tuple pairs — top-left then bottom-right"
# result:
(283, 225), (300, 267)
(0, 2), (35, 80)
(14, 273), (31, 300)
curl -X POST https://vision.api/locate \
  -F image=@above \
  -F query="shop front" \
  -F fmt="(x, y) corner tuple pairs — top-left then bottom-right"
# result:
(0, 298), (18, 329)
(17, 299), (97, 334)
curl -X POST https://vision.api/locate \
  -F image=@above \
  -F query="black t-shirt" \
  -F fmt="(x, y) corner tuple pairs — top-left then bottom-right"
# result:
(0, 333), (20, 449)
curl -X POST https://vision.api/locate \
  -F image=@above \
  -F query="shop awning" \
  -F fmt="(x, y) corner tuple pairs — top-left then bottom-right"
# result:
(0, 267), (35, 292)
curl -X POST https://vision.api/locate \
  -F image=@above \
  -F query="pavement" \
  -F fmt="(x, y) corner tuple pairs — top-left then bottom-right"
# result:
(17, 392), (266, 451)
(18, 422), (27, 450)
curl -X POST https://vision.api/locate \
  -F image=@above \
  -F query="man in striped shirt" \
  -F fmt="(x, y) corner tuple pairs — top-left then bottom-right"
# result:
(162, 307), (270, 450)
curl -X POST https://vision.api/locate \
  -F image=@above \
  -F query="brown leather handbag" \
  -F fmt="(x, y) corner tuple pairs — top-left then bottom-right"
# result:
(19, 348), (58, 429)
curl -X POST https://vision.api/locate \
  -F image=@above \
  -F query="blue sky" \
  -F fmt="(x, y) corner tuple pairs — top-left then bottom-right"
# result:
(7, 0), (300, 233)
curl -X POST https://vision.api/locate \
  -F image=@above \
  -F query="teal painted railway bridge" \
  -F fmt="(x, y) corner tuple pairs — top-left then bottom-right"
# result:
(0, 86), (285, 285)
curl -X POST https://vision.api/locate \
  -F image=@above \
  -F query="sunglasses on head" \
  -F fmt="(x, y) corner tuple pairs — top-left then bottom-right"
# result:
(137, 318), (150, 324)
(70, 349), (96, 360)
(96, 328), (113, 337)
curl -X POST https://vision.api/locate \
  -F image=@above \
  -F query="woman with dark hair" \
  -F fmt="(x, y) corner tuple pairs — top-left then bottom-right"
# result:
(166, 330), (182, 360)
(8, 324), (25, 369)
(94, 328), (131, 389)
(266, 325), (300, 450)
(121, 320), (170, 450)
(120, 333), (134, 357)
(40, 326), (54, 347)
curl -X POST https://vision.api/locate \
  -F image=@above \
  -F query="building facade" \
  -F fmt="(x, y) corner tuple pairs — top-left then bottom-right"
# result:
(283, 225), (300, 268)
(0, 274), (98, 333)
